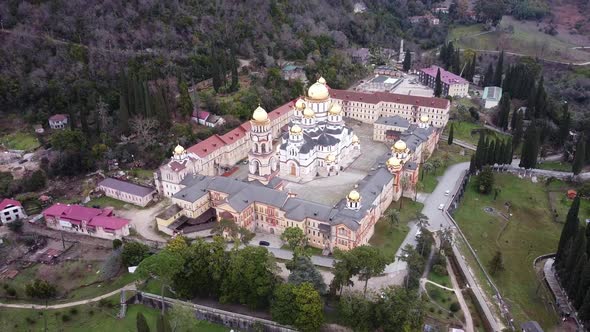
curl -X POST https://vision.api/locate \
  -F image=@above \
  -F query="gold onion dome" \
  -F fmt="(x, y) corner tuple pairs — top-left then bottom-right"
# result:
(252, 105), (268, 122)
(328, 103), (342, 115)
(303, 106), (315, 118)
(420, 115), (429, 123)
(326, 154), (336, 162)
(295, 98), (306, 110)
(393, 139), (407, 151)
(308, 80), (330, 100)
(386, 156), (401, 167)
(348, 190), (361, 202)
(318, 76), (327, 84)
(352, 135), (359, 143)
(290, 125), (302, 134)
(174, 144), (185, 155)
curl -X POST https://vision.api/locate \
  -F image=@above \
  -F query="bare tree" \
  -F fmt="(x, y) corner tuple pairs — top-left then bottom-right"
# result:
(130, 116), (159, 146)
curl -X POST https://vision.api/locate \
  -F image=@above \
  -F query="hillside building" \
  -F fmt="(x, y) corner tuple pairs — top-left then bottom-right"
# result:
(419, 65), (469, 97)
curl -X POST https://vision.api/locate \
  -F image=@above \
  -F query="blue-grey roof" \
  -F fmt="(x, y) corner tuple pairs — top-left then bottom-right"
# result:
(375, 115), (410, 128)
(98, 178), (155, 197)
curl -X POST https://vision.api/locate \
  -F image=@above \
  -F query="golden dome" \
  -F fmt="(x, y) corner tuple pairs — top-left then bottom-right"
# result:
(386, 157), (401, 167)
(326, 154), (336, 163)
(252, 105), (268, 122)
(328, 103), (342, 115)
(295, 98), (306, 110)
(393, 140), (407, 151)
(290, 124), (302, 134)
(174, 144), (185, 155)
(308, 81), (329, 100)
(318, 76), (327, 84)
(420, 115), (429, 123)
(348, 190), (361, 202)
(352, 135), (359, 143)
(303, 106), (315, 118)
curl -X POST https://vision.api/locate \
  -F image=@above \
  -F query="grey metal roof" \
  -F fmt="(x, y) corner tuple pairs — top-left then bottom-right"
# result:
(371, 75), (390, 83)
(375, 115), (410, 128)
(98, 178), (156, 197)
(283, 197), (336, 222)
(156, 204), (182, 220)
(404, 161), (418, 170)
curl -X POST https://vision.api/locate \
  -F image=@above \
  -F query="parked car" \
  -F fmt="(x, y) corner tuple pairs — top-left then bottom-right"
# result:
(438, 203), (445, 210)
(444, 190), (450, 196)
(242, 160), (248, 165)
(259, 241), (270, 246)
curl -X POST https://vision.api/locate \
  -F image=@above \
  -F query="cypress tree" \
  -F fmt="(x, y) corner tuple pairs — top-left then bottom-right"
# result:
(573, 135), (586, 175)
(469, 154), (476, 174)
(178, 80), (194, 118)
(497, 93), (511, 130)
(494, 140), (503, 165)
(568, 252), (587, 300)
(157, 314), (171, 332)
(512, 112), (524, 149)
(403, 49), (412, 72)
(475, 133), (486, 169)
(505, 137), (513, 164)
(510, 108), (519, 131)
(483, 63), (494, 87)
(118, 84), (130, 135)
(579, 288), (590, 322)
(556, 196), (581, 266)
(467, 53), (476, 82)
(439, 43), (448, 64)
(136, 312), (150, 332)
(534, 76), (547, 118)
(494, 50), (504, 86)
(487, 139), (496, 165)
(519, 125), (539, 169)
(230, 46), (239, 92)
(576, 262), (590, 308)
(452, 51), (461, 75)
(448, 124), (454, 145)
(558, 104), (571, 145)
(434, 68), (443, 97)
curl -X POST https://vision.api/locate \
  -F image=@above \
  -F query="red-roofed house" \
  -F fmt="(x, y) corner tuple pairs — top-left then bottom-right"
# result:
(0, 199), (26, 224)
(192, 110), (226, 128)
(418, 65), (469, 97)
(43, 203), (130, 239)
(48, 114), (69, 129)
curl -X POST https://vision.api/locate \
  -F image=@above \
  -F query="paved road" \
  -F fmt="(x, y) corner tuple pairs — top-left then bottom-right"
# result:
(0, 283), (136, 309)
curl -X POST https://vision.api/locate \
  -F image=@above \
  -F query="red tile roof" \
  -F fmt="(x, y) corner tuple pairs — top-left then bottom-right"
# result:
(194, 111), (210, 120)
(330, 89), (450, 109)
(185, 101), (294, 158)
(0, 199), (22, 211)
(420, 65), (468, 85)
(43, 204), (129, 230)
(49, 114), (68, 122)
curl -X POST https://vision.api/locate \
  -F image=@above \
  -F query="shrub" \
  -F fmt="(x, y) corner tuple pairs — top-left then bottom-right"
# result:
(112, 239), (123, 249)
(25, 317), (36, 325)
(432, 264), (447, 276)
(6, 287), (17, 297)
(88, 310), (94, 316)
(450, 302), (461, 312)
(69, 308), (78, 315)
(61, 314), (70, 322)
(7, 220), (23, 233)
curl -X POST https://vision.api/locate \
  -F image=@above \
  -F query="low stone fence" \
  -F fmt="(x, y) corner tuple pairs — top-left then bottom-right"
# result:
(129, 292), (296, 332)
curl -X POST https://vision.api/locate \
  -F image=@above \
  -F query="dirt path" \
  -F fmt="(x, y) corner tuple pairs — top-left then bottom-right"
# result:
(0, 283), (136, 309)
(117, 201), (169, 243)
(447, 257), (475, 332)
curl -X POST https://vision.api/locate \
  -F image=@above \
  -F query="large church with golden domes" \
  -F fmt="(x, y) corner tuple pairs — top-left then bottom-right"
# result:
(276, 78), (360, 182)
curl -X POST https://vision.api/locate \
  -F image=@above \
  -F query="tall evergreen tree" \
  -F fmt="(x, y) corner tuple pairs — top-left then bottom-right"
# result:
(504, 137), (513, 164)
(136, 312), (150, 332)
(533, 76), (547, 118)
(494, 51), (504, 86)
(558, 103), (571, 145)
(403, 49), (412, 72)
(230, 46), (239, 92)
(475, 132), (486, 169)
(483, 63), (494, 87)
(579, 288), (590, 322)
(494, 140), (503, 165)
(519, 124), (539, 169)
(487, 139), (496, 165)
(469, 154), (476, 174)
(496, 92), (511, 130)
(466, 53), (477, 82)
(576, 262), (590, 308)
(573, 135), (586, 175)
(568, 252), (587, 299)
(563, 231), (586, 290)
(556, 196), (581, 266)
(510, 108), (519, 131)
(434, 68), (443, 97)
(448, 124), (454, 145)
(512, 112), (524, 149)
(118, 81), (130, 135)
(452, 51), (461, 75)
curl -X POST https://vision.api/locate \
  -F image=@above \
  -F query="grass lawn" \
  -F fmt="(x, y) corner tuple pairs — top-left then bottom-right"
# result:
(128, 168), (155, 181)
(1, 132), (40, 151)
(86, 196), (137, 210)
(443, 121), (509, 146)
(453, 174), (562, 329)
(370, 198), (424, 260)
(550, 192), (590, 224)
(448, 17), (590, 63)
(536, 161), (572, 172)
(0, 295), (227, 332)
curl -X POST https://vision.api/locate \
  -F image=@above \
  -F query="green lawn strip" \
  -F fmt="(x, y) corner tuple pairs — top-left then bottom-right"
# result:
(418, 143), (472, 194)
(536, 161), (572, 172)
(550, 192), (590, 224)
(443, 121), (509, 146)
(1, 132), (40, 151)
(0, 295), (227, 332)
(428, 270), (451, 288)
(453, 174), (561, 329)
(86, 196), (139, 210)
(127, 168), (156, 181)
(279, 244), (323, 256)
(370, 198), (423, 260)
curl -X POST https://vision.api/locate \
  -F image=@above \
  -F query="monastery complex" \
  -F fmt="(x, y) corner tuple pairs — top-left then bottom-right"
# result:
(154, 78), (450, 251)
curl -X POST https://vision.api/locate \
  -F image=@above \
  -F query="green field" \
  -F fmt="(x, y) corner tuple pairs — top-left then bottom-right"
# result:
(1, 132), (40, 151)
(444, 121), (508, 146)
(536, 161), (572, 172)
(0, 296), (227, 332)
(370, 198), (424, 259)
(128, 168), (155, 181)
(453, 174), (562, 329)
(419, 143), (473, 193)
(86, 196), (136, 210)
(448, 17), (590, 63)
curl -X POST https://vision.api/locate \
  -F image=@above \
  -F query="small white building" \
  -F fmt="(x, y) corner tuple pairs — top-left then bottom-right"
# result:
(48, 114), (69, 129)
(483, 86), (503, 109)
(0, 199), (27, 224)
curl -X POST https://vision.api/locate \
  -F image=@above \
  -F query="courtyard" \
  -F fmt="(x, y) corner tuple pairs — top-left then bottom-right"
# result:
(391, 74), (434, 97)
(284, 120), (389, 205)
